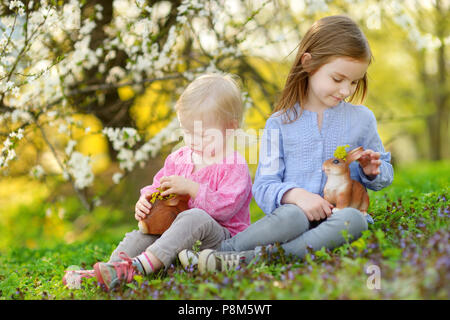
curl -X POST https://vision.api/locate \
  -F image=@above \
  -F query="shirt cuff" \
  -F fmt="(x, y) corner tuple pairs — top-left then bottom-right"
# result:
(276, 182), (300, 208)
(358, 165), (381, 186)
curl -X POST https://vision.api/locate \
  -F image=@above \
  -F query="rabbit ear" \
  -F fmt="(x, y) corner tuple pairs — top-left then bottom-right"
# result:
(346, 146), (364, 163)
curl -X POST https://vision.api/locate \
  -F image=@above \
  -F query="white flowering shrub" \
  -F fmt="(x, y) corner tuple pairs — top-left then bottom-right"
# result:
(0, 0), (278, 209)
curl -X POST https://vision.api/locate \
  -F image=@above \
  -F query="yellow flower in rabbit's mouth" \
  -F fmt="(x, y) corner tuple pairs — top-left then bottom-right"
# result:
(333, 145), (350, 161)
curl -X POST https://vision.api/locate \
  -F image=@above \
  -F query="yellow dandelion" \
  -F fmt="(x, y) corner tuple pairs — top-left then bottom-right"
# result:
(334, 145), (350, 161)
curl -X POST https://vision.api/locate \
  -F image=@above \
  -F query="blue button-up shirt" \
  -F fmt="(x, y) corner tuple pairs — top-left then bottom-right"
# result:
(252, 101), (394, 215)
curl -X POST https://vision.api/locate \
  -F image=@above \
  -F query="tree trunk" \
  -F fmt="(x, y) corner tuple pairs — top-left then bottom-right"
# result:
(78, 0), (136, 160)
(431, 0), (449, 160)
(421, 0), (449, 161)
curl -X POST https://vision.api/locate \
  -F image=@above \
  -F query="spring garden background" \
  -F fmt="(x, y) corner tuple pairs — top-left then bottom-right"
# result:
(0, 0), (448, 299)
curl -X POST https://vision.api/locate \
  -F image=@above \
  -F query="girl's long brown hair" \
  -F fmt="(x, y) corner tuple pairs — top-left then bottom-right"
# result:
(274, 15), (373, 123)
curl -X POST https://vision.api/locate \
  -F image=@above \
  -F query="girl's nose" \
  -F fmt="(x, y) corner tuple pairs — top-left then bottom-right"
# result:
(339, 84), (351, 97)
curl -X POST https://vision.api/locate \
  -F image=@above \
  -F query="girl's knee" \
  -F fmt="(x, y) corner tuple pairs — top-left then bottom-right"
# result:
(124, 229), (146, 240)
(276, 204), (307, 221)
(175, 208), (211, 223)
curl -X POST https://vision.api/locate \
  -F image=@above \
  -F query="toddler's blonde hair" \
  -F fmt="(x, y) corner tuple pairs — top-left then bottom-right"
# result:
(175, 73), (243, 129)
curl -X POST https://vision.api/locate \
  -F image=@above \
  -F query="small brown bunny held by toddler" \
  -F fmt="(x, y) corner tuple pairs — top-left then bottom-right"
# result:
(138, 190), (190, 235)
(323, 146), (373, 223)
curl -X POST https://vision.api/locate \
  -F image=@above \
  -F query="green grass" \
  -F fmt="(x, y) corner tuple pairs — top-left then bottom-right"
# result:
(0, 161), (448, 299)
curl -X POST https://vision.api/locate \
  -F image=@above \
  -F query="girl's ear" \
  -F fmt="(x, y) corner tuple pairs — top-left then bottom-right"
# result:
(301, 53), (312, 71)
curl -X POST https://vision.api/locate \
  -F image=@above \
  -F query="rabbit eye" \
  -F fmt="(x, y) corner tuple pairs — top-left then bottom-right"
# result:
(333, 159), (340, 164)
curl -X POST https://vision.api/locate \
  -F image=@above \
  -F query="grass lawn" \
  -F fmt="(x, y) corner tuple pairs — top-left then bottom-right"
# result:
(0, 161), (448, 299)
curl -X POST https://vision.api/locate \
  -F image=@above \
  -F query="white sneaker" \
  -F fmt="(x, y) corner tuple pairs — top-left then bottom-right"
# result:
(178, 249), (199, 269)
(198, 249), (250, 274)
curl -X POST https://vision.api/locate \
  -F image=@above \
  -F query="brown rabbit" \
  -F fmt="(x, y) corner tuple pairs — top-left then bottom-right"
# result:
(322, 146), (371, 220)
(138, 193), (190, 235)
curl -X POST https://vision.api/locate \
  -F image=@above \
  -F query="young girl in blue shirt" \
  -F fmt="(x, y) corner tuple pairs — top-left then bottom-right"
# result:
(190, 15), (394, 272)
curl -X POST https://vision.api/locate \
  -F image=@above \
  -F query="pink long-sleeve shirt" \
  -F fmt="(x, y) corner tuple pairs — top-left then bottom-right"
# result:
(140, 146), (252, 236)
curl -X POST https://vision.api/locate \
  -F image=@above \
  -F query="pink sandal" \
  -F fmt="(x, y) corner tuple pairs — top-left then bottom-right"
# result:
(93, 252), (139, 291)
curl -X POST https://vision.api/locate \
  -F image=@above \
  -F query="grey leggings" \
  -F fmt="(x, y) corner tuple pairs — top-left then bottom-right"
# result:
(219, 204), (368, 259)
(109, 208), (230, 268)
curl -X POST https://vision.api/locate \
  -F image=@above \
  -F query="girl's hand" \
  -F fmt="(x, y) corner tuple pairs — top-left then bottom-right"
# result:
(135, 192), (153, 221)
(159, 175), (199, 199)
(282, 188), (334, 222)
(358, 149), (381, 178)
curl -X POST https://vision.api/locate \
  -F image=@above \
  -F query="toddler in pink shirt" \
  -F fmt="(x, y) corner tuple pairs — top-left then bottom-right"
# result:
(62, 74), (252, 291)
(139, 145), (251, 237)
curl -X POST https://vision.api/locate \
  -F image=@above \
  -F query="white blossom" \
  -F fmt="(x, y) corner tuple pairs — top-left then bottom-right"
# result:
(102, 127), (141, 150)
(117, 148), (134, 171)
(105, 66), (126, 84)
(112, 172), (123, 184)
(67, 152), (94, 189)
(114, 0), (141, 19)
(30, 164), (45, 179)
(62, 0), (81, 30)
(366, 4), (381, 29)
(92, 197), (102, 207)
(9, 128), (24, 140)
(62, 170), (70, 181)
(304, 0), (328, 14)
(9, 0), (25, 15)
(58, 123), (69, 134)
(135, 0), (145, 8)
(65, 139), (77, 155)
(47, 111), (57, 118)
(3, 138), (13, 149)
(6, 149), (16, 162)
